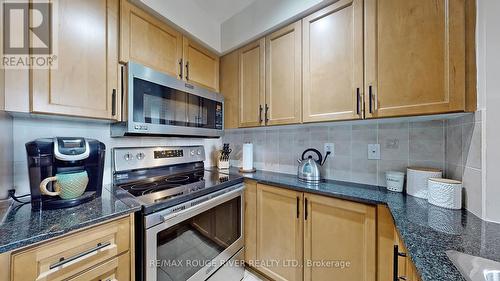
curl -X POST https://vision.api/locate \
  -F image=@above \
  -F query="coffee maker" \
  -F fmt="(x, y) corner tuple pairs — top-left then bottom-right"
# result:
(26, 137), (106, 211)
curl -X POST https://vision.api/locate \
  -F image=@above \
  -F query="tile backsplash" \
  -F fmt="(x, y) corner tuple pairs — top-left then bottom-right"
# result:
(12, 117), (222, 195)
(223, 118), (451, 187)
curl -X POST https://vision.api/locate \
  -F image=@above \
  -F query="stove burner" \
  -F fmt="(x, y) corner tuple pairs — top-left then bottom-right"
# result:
(130, 182), (158, 191)
(165, 175), (190, 183)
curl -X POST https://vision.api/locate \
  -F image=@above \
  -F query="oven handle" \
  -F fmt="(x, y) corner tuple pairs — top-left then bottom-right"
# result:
(161, 185), (244, 223)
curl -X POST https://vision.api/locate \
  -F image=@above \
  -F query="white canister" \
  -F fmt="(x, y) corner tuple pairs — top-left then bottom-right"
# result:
(427, 178), (463, 210)
(407, 167), (442, 199)
(385, 171), (405, 192)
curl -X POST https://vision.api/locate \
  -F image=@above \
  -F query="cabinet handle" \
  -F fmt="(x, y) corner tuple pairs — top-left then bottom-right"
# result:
(296, 197), (300, 218)
(259, 105), (263, 124)
(393, 245), (408, 281)
(304, 198), (308, 220)
(369, 85), (373, 114)
(50, 242), (111, 269)
(356, 88), (361, 115)
(265, 104), (269, 124)
(179, 59), (183, 79)
(186, 61), (190, 80)
(111, 89), (116, 116)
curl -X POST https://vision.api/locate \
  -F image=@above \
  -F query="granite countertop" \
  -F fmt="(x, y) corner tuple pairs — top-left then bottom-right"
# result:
(219, 167), (500, 281)
(0, 185), (141, 254)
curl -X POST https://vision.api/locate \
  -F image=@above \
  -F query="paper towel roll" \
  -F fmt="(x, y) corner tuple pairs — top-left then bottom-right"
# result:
(242, 143), (254, 170)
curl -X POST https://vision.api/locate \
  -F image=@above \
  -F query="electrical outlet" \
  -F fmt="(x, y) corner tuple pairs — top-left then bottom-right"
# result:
(367, 144), (381, 160)
(324, 143), (335, 157)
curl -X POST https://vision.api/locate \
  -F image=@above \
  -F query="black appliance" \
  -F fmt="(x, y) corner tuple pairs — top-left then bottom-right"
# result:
(26, 137), (105, 211)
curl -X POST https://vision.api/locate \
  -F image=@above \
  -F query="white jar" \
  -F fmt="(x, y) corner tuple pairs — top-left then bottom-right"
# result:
(385, 171), (405, 192)
(427, 178), (462, 210)
(407, 167), (442, 199)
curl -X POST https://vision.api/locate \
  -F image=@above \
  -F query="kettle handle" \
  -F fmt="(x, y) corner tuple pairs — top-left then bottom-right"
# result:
(301, 148), (323, 164)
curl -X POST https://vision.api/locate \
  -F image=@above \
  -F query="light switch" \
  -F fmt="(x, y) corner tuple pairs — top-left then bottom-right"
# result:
(367, 144), (380, 160)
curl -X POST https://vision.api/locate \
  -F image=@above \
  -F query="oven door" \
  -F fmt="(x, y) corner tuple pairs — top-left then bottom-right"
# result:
(145, 186), (244, 281)
(125, 62), (224, 137)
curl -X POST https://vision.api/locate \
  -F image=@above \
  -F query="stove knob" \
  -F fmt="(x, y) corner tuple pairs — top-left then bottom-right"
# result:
(136, 152), (145, 160)
(190, 150), (195, 156)
(197, 149), (202, 155)
(124, 153), (133, 161)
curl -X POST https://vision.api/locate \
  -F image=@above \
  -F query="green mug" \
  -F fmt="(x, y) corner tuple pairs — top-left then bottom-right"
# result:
(39, 171), (89, 200)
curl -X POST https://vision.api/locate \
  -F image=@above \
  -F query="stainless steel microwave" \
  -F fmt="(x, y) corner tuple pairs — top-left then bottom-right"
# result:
(111, 62), (224, 137)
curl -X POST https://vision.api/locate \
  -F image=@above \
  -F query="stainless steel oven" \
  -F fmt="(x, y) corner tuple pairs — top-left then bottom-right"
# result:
(111, 62), (224, 137)
(144, 184), (244, 281)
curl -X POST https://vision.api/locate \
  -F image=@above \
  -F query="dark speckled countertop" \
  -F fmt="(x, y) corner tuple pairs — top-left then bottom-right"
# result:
(0, 185), (141, 254)
(218, 167), (500, 281)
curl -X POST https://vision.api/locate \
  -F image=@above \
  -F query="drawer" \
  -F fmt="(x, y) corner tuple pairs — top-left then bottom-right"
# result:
(68, 253), (130, 281)
(12, 217), (130, 281)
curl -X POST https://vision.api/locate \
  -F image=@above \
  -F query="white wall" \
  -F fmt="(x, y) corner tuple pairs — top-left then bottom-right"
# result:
(12, 117), (222, 195)
(478, 0), (500, 222)
(139, 0), (222, 52)
(220, 0), (333, 53)
(0, 112), (13, 200)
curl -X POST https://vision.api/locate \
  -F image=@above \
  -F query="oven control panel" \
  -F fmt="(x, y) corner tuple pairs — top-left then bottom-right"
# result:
(113, 146), (205, 172)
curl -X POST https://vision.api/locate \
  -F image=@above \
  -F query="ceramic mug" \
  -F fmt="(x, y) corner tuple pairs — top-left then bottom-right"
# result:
(39, 171), (89, 200)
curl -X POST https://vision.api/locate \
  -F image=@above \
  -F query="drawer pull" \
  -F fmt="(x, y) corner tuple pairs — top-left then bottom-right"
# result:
(49, 242), (111, 270)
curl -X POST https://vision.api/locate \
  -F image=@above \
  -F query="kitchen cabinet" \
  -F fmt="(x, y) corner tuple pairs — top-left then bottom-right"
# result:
(183, 37), (220, 92)
(239, 39), (266, 128)
(256, 184), (303, 281)
(120, 1), (219, 92)
(9, 215), (134, 281)
(303, 193), (376, 281)
(244, 180), (257, 263)
(302, 0), (364, 122)
(31, 0), (120, 120)
(120, 0), (183, 78)
(377, 206), (422, 281)
(364, 0), (467, 118)
(220, 50), (240, 129)
(265, 21), (302, 125)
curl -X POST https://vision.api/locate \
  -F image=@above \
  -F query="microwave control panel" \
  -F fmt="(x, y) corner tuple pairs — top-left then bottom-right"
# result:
(215, 103), (223, 129)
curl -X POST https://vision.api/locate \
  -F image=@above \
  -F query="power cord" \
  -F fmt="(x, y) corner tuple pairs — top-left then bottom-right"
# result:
(8, 189), (31, 205)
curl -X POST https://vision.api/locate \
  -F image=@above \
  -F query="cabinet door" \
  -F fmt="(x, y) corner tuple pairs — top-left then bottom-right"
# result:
(257, 184), (303, 281)
(67, 253), (130, 281)
(120, 0), (183, 77)
(304, 194), (376, 281)
(239, 39), (265, 128)
(220, 50), (239, 129)
(183, 37), (220, 92)
(365, 0), (466, 118)
(265, 21), (302, 125)
(244, 180), (257, 263)
(302, 0), (363, 123)
(31, 0), (120, 120)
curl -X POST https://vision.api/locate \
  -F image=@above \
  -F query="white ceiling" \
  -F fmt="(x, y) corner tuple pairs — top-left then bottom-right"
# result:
(192, 0), (255, 24)
(139, 0), (332, 53)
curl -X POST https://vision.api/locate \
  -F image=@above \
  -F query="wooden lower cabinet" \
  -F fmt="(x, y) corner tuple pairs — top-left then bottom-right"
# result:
(8, 215), (134, 281)
(256, 184), (303, 281)
(303, 194), (376, 281)
(377, 205), (422, 281)
(244, 180), (258, 263)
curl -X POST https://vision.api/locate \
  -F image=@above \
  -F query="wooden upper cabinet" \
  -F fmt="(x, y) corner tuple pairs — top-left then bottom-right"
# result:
(256, 184), (303, 281)
(302, 0), (364, 123)
(220, 50), (240, 129)
(31, 0), (120, 120)
(183, 37), (220, 92)
(364, 0), (466, 118)
(239, 39), (266, 128)
(120, 0), (183, 77)
(265, 21), (302, 126)
(304, 194), (376, 281)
